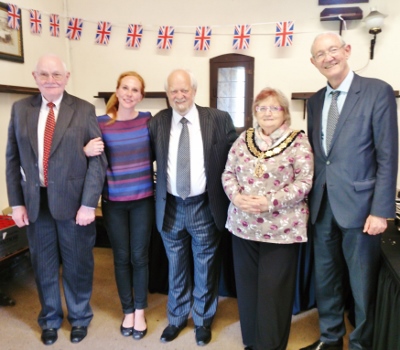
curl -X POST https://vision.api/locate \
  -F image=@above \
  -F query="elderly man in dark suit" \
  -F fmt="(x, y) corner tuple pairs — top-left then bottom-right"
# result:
(6, 54), (107, 346)
(149, 69), (237, 346)
(300, 32), (398, 350)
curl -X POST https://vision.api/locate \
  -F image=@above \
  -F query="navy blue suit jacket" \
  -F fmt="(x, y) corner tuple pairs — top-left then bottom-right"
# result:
(307, 73), (398, 228)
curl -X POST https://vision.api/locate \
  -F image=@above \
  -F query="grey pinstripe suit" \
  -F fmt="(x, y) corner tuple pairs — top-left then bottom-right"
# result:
(149, 105), (237, 327)
(6, 92), (107, 329)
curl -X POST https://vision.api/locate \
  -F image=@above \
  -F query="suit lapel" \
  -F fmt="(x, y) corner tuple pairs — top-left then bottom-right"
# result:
(50, 92), (74, 156)
(330, 74), (361, 152)
(28, 95), (42, 159)
(160, 109), (173, 169)
(197, 105), (214, 169)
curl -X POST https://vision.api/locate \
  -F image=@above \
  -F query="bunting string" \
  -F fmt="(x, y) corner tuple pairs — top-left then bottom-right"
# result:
(6, 3), (348, 51)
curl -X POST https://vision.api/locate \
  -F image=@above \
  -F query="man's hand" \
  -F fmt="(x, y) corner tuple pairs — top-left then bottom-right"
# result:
(76, 206), (96, 226)
(363, 215), (387, 235)
(12, 206), (29, 227)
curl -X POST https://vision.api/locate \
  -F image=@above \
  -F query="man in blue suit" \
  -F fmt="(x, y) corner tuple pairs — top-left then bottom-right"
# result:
(300, 32), (398, 350)
(149, 69), (237, 346)
(6, 54), (107, 345)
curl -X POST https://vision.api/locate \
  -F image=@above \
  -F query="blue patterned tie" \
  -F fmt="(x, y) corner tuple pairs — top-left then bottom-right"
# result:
(326, 91), (340, 154)
(177, 117), (190, 199)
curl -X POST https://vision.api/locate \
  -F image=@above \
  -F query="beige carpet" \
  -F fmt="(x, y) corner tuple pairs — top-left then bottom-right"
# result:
(0, 247), (352, 350)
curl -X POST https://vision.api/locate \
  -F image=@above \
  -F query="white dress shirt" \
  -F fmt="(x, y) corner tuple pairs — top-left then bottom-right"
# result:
(167, 104), (206, 197)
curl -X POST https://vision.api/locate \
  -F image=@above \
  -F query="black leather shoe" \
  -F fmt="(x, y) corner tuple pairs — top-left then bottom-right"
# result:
(120, 323), (133, 337)
(244, 347), (254, 350)
(195, 326), (211, 346)
(300, 340), (343, 350)
(160, 321), (187, 342)
(41, 328), (58, 346)
(70, 326), (88, 343)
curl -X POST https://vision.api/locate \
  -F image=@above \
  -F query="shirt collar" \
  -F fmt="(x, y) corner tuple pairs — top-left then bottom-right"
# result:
(172, 103), (197, 125)
(326, 70), (354, 95)
(41, 93), (63, 110)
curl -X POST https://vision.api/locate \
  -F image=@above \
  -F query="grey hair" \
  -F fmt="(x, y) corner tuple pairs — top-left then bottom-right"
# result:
(310, 32), (346, 56)
(164, 69), (198, 91)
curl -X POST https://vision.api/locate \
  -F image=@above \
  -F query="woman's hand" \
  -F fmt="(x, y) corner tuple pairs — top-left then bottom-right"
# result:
(84, 137), (104, 157)
(232, 193), (268, 214)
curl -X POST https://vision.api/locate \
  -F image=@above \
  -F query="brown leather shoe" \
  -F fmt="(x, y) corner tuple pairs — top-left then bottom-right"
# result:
(300, 340), (343, 350)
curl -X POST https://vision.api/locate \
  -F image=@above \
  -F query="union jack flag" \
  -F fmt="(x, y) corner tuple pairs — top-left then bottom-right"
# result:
(7, 4), (21, 30)
(66, 17), (83, 41)
(126, 24), (143, 48)
(95, 21), (112, 45)
(194, 26), (212, 51)
(29, 10), (42, 34)
(232, 25), (251, 50)
(157, 26), (174, 50)
(275, 21), (294, 47)
(49, 14), (60, 37)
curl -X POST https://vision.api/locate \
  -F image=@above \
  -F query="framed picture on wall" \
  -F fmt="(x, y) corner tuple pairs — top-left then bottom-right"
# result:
(319, 0), (368, 4)
(0, 2), (24, 63)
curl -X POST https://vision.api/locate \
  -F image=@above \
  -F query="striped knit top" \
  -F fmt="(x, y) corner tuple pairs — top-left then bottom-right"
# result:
(98, 112), (154, 201)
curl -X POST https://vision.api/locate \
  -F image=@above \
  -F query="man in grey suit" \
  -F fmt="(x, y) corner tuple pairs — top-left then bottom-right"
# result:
(6, 54), (107, 345)
(148, 69), (237, 346)
(300, 33), (398, 350)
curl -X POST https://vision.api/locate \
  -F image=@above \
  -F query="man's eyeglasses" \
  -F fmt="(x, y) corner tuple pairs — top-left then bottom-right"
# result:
(255, 105), (284, 113)
(313, 44), (345, 62)
(36, 72), (64, 81)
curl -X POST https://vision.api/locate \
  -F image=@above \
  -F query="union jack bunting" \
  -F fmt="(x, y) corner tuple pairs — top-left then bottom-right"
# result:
(232, 25), (251, 50)
(7, 4), (21, 30)
(49, 14), (60, 37)
(157, 26), (174, 50)
(95, 21), (112, 45)
(275, 21), (294, 47)
(66, 17), (83, 41)
(194, 26), (212, 51)
(126, 24), (143, 48)
(29, 10), (42, 34)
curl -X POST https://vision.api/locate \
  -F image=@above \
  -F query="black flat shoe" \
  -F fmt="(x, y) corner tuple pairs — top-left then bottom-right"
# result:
(195, 325), (211, 346)
(70, 326), (87, 343)
(160, 320), (187, 342)
(133, 327), (147, 340)
(41, 328), (58, 345)
(120, 323), (133, 337)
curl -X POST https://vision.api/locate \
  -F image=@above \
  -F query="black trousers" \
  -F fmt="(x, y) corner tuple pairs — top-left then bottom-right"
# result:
(232, 235), (299, 350)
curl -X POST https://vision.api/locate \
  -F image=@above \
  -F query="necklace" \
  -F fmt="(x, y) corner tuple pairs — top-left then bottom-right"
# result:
(245, 128), (302, 178)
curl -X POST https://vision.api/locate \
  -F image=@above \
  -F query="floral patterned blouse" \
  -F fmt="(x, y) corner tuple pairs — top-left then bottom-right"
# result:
(222, 127), (314, 244)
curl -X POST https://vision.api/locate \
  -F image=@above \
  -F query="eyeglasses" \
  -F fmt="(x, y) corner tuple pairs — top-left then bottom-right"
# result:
(36, 72), (65, 81)
(313, 44), (345, 62)
(255, 105), (284, 113)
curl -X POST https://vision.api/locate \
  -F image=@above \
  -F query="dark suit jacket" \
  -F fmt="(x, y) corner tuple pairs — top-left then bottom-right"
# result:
(307, 73), (398, 228)
(6, 92), (107, 222)
(148, 104), (237, 232)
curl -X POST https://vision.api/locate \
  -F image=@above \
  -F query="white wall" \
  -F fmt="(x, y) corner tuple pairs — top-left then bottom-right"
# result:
(1, 0), (400, 210)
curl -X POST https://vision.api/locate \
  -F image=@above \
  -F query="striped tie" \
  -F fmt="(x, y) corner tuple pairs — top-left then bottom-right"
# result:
(43, 102), (56, 187)
(326, 91), (340, 154)
(176, 117), (190, 199)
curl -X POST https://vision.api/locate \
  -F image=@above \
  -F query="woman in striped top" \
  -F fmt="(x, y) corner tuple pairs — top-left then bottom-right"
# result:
(85, 71), (154, 340)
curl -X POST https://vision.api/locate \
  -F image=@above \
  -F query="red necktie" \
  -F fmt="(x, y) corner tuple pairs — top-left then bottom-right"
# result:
(43, 102), (56, 187)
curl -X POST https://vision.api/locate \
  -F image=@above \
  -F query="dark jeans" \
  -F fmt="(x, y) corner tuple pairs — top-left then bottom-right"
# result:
(102, 196), (154, 313)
